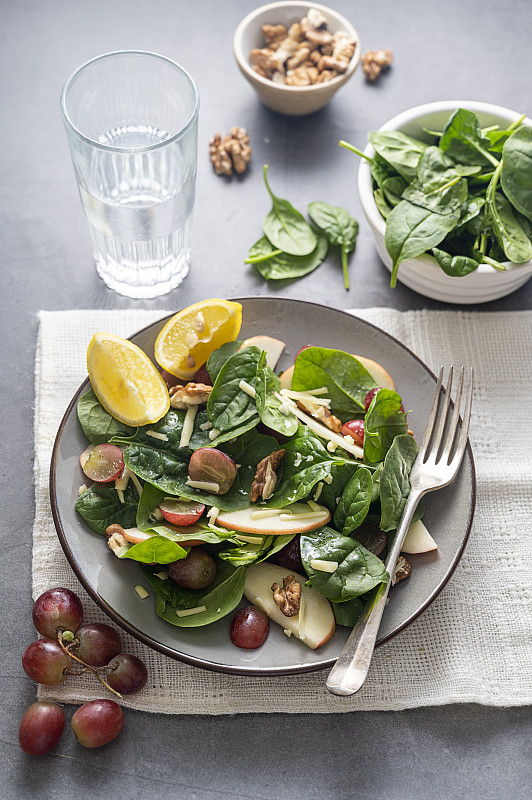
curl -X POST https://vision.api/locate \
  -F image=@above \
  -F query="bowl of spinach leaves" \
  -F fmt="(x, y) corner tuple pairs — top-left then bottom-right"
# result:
(350, 100), (532, 303)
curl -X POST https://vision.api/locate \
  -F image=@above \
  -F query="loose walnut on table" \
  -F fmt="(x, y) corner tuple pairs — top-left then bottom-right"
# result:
(209, 128), (251, 177)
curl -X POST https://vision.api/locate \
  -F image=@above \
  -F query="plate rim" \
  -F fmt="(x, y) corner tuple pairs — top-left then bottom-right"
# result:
(49, 296), (476, 676)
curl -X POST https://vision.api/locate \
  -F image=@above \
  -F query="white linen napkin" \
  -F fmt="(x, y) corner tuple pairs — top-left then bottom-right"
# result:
(33, 308), (532, 713)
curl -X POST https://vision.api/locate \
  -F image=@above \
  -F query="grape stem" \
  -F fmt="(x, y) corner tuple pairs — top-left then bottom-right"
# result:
(57, 630), (123, 700)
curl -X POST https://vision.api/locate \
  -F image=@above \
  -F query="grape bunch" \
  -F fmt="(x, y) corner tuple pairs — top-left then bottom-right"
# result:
(19, 586), (148, 755)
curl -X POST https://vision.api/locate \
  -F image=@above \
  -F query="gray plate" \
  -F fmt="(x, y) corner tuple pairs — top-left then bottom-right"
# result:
(50, 297), (475, 675)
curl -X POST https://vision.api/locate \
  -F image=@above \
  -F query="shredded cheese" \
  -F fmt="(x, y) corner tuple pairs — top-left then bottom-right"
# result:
(154, 571), (169, 580)
(176, 605), (207, 617)
(235, 533), (264, 544)
(307, 499), (322, 512)
(280, 389), (330, 406)
(116, 488), (125, 504)
(283, 628), (292, 638)
(279, 511), (326, 520)
(327, 440), (338, 453)
(179, 405), (198, 448)
(135, 585), (149, 599)
(249, 508), (283, 519)
(294, 453), (302, 467)
(129, 470), (144, 497)
(78, 484), (88, 496)
(146, 429), (169, 442)
(238, 379), (256, 399)
(310, 559), (339, 573)
(199, 420), (213, 431)
(186, 479), (220, 492)
(207, 506), (220, 524)
(114, 466), (130, 492)
(323, 474), (333, 485)
(208, 428), (221, 441)
(313, 482), (323, 502)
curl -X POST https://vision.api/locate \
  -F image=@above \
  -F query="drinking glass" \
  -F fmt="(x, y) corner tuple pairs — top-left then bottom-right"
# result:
(61, 51), (199, 298)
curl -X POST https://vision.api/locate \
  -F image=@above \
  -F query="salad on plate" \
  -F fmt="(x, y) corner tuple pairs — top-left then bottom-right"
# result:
(74, 299), (436, 651)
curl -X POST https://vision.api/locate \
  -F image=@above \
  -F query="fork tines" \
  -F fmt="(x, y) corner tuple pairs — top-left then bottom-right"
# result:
(421, 366), (473, 468)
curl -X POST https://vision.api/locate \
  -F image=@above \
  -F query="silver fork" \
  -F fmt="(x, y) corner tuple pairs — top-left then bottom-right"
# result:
(326, 366), (473, 697)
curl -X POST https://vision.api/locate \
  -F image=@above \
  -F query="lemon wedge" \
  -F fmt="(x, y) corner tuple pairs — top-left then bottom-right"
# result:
(87, 332), (170, 427)
(154, 299), (242, 379)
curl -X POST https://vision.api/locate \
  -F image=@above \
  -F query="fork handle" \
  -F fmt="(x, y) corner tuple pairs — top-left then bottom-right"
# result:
(326, 489), (423, 696)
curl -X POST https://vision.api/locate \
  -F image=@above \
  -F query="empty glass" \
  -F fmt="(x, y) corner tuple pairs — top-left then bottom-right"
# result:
(61, 51), (199, 298)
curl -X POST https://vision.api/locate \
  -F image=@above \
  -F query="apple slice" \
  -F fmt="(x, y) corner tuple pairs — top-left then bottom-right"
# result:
(401, 519), (438, 554)
(244, 563), (335, 649)
(279, 364), (294, 390)
(279, 354), (394, 393)
(121, 527), (156, 544)
(216, 502), (330, 535)
(240, 335), (286, 370)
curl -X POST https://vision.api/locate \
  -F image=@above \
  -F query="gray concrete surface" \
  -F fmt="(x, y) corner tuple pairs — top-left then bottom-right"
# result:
(1, 1), (531, 798)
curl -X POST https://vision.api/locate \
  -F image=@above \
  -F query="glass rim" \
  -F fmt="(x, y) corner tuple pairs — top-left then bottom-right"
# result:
(60, 49), (200, 153)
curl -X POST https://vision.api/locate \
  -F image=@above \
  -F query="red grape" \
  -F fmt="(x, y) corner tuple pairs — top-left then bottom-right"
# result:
(275, 535), (303, 573)
(71, 699), (124, 748)
(22, 639), (71, 685)
(341, 419), (365, 447)
(188, 448), (236, 494)
(82, 443), (124, 483)
(364, 387), (381, 411)
(75, 623), (121, 667)
(168, 548), (217, 589)
(106, 654), (148, 695)
(193, 363), (213, 386)
(230, 606), (270, 649)
(158, 498), (205, 526)
(19, 702), (65, 755)
(352, 524), (387, 556)
(32, 587), (84, 638)
(160, 369), (182, 389)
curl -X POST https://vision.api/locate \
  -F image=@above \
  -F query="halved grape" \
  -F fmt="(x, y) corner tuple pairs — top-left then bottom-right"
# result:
(158, 499), (205, 526)
(188, 448), (237, 494)
(230, 606), (270, 649)
(19, 702), (65, 755)
(168, 548), (217, 589)
(82, 443), (124, 483)
(71, 699), (124, 748)
(275, 535), (303, 573)
(105, 654), (148, 695)
(22, 639), (71, 685)
(32, 587), (84, 638)
(341, 419), (365, 447)
(364, 387), (404, 413)
(75, 623), (121, 667)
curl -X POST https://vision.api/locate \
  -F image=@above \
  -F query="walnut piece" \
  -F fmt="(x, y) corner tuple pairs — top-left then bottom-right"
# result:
(392, 555), (412, 584)
(250, 448), (285, 502)
(170, 382), (212, 409)
(248, 9), (356, 85)
(105, 524), (128, 556)
(296, 398), (342, 434)
(209, 127), (251, 176)
(271, 574), (301, 616)
(362, 49), (393, 82)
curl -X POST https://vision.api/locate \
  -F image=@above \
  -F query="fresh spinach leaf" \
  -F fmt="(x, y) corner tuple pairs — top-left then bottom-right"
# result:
(122, 536), (188, 564)
(487, 162), (532, 263)
(374, 189), (392, 219)
(247, 234), (328, 281)
(500, 126), (532, 222)
(207, 346), (261, 431)
(379, 434), (419, 531)
(370, 153), (401, 188)
(332, 596), (365, 627)
(255, 352), (298, 437)
(381, 176), (408, 207)
(439, 108), (499, 167)
(307, 201), (359, 290)
(206, 341), (243, 382)
(77, 387), (134, 444)
(300, 526), (388, 601)
(368, 131), (428, 182)
(333, 468), (374, 534)
(416, 146), (480, 192)
(262, 165), (317, 257)
(432, 247), (480, 277)
(75, 481), (139, 535)
(363, 388), (407, 464)
(291, 346), (378, 418)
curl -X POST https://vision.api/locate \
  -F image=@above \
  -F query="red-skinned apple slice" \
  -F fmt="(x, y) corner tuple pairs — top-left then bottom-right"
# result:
(244, 563), (335, 649)
(279, 354), (395, 392)
(239, 335), (286, 370)
(216, 502), (330, 535)
(158, 499), (205, 526)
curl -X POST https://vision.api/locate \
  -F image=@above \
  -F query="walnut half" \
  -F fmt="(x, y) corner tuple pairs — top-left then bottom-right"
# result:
(209, 128), (251, 176)
(362, 49), (393, 82)
(271, 574), (301, 616)
(169, 382), (212, 409)
(250, 448), (285, 502)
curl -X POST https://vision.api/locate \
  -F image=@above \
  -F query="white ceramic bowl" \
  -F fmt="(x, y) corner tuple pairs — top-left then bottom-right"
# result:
(358, 100), (532, 303)
(233, 1), (361, 116)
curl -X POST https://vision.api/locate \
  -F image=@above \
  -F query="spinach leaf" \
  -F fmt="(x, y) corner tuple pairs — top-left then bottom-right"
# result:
(487, 162), (532, 263)
(333, 468), (374, 534)
(255, 352), (298, 437)
(122, 536), (188, 564)
(307, 201), (359, 289)
(144, 561), (246, 627)
(370, 153), (401, 188)
(218, 533), (295, 567)
(439, 108), (499, 167)
(374, 189), (392, 219)
(206, 341), (242, 382)
(318, 459), (364, 512)
(368, 131), (428, 181)
(500, 126), (532, 222)
(246, 234), (328, 281)
(332, 596), (365, 627)
(207, 346), (261, 431)
(75, 481), (140, 535)
(401, 176), (467, 214)
(262, 165), (317, 256)
(300, 526), (388, 601)
(416, 146), (480, 192)
(363, 388), (407, 464)
(432, 247), (480, 277)
(381, 176), (408, 207)
(291, 346), (378, 418)
(77, 387), (134, 444)
(379, 434), (419, 531)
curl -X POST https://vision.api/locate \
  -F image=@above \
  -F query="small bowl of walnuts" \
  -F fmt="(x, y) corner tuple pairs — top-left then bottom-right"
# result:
(233, 1), (361, 116)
